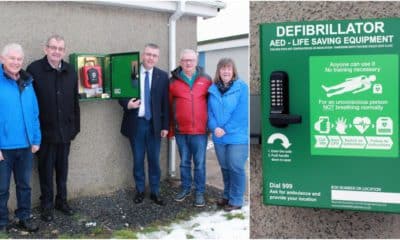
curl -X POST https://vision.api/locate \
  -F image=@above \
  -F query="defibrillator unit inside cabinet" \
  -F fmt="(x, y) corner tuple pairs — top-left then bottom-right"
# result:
(70, 54), (106, 99)
(70, 52), (140, 100)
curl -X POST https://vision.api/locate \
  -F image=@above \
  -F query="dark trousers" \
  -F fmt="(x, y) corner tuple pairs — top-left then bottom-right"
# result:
(129, 118), (161, 194)
(37, 142), (71, 209)
(0, 148), (33, 226)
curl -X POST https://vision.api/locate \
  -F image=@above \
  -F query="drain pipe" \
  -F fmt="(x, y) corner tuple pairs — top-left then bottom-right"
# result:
(168, 0), (185, 178)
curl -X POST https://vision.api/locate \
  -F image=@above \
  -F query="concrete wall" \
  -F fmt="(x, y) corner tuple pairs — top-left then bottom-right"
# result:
(0, 2), (197, 209)
(201, 46), (249, 84)
(250, 1), (400, 238)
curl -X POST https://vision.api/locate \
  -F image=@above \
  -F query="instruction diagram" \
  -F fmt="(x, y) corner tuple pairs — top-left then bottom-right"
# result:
(322, 75), (376, 98)
(309, 54), (398, 157)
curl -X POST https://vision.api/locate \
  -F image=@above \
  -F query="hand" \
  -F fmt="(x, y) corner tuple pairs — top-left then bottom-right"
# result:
(31, 145), (40, 153)
(161, 130), (169, 138)
(127, 98), (141, 109)
(214, 127), (226, 138)
(0, 150), (3, 161)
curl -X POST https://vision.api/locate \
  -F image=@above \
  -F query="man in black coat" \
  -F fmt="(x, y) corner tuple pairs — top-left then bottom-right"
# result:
(27, 34), (80, 222)
(119, 43), (169, 205)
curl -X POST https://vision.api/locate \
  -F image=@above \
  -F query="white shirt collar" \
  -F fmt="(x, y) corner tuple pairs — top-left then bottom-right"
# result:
(141, 64), (153, 75)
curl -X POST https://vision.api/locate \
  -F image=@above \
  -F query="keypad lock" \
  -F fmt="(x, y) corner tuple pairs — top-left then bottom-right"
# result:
(269, 71), (302, 128)
(270, 71), (289, 115)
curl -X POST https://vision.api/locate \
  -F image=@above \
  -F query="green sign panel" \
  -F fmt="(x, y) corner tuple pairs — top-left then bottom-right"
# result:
(261, 18), (400, 212)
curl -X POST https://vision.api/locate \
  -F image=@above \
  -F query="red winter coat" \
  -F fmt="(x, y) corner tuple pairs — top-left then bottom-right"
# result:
(169, 67), (211, 137)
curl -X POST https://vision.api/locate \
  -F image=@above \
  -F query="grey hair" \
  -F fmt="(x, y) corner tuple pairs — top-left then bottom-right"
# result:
(1, 43), (24, 57)
(179, 49), (198, 60)
(144, 43), (159, 50)
(46, 34), (65, 46)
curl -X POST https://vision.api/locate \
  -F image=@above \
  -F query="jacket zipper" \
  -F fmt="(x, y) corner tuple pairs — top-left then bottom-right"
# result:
(19, 86), (31, 145)
(191, 89), (195, 130)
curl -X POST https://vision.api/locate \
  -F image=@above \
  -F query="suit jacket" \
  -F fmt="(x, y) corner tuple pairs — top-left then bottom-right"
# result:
(119, 66), (169, 138)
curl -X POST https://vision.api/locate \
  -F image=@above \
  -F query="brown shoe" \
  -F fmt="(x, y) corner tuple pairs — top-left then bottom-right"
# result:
(224, 204), (242, 212)
(216, 198), (229, 207)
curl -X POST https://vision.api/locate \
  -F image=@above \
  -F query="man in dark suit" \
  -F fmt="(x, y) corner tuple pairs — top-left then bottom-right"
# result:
(27, 34), (80, 222)
(119, 43), (169, 206)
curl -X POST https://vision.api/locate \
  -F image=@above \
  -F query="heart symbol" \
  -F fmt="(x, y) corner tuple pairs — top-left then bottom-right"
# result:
(353, 117), (371, 134)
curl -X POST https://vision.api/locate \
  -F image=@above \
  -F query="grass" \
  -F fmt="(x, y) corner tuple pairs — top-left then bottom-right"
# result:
(112, 229), (138, 239)
(140, 224), (161, 234)
(191, 223), (200, 228)
(0, 232), (8, 239)
(71, 212), (89, 223)
(51, 208), (202, 239)
(186, 233), (195, 239)
(223, 212), (246, 220)
(88, 226), (113, 238)
(57, 233), (86, 239)
(174, 209), (194, 222)
(52, 199), (222, 239)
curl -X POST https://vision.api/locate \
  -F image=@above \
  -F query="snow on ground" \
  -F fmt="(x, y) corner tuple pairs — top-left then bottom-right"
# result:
(137, 205), (249, 239)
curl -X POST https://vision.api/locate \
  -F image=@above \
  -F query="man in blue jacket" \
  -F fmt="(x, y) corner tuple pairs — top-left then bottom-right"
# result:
(119, 43), (169, 206)
(0, 43), (41, 233)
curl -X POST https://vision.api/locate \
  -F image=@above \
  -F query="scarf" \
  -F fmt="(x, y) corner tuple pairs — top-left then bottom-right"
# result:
(216, 80), (234, 94)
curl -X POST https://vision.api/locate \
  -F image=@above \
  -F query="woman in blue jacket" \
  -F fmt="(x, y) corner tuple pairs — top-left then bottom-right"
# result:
(208, 58), (249, 211)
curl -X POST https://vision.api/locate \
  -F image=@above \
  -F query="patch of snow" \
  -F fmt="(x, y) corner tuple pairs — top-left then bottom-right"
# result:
(137, 205), (249, 239)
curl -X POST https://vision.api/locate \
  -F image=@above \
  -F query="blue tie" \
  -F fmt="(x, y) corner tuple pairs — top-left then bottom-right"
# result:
(144, 71), (152, 120)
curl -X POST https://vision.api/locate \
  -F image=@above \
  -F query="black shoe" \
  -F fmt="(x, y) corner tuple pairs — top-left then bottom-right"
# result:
(216, 198), (229, 207)
(134, 192), (145, 204)
(150, 194), (165, 206)
(17, 219), (39, 232)
(55, 202), (75, 216)
(41, 208), (54, 222)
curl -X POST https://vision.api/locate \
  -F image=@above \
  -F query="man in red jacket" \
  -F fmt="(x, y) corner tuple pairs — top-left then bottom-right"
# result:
(169, 49), (211, 207)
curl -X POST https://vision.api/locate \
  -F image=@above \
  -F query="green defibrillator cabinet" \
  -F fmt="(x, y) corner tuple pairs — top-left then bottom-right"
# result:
(70, 52), (140, 100)
(261, 18), (400, 212)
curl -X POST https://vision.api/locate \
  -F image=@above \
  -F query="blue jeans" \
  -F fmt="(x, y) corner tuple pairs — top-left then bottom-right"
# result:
(0, 148), (33, 226)
(129, 118), (161, 194)
(214, 143), (248, 206)
(175, 134), (207, 194)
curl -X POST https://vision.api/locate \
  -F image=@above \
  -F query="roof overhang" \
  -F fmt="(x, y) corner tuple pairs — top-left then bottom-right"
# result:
(84, 1), (226, 18)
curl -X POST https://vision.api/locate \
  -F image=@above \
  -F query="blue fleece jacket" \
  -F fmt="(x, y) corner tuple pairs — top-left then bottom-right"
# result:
(0, 65), (41, 149)
(208, 78), (248, 144)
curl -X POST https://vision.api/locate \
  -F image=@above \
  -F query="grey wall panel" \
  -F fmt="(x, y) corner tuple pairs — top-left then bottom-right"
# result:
(250, 1), (400, 238)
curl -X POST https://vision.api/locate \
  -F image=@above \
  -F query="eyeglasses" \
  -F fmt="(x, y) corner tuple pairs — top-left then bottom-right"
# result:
(144, 52), (159, 58)
(181, 59), (196, 64)
(46, 45), (65, 52)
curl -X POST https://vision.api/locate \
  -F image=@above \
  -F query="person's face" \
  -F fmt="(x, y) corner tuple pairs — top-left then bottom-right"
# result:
(219, 64), (234, 84)
(1, 49), (23, 76)
(141, 47), (159, 70)
(44, 38), (66, 65)
(180, 52), (197, 74)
